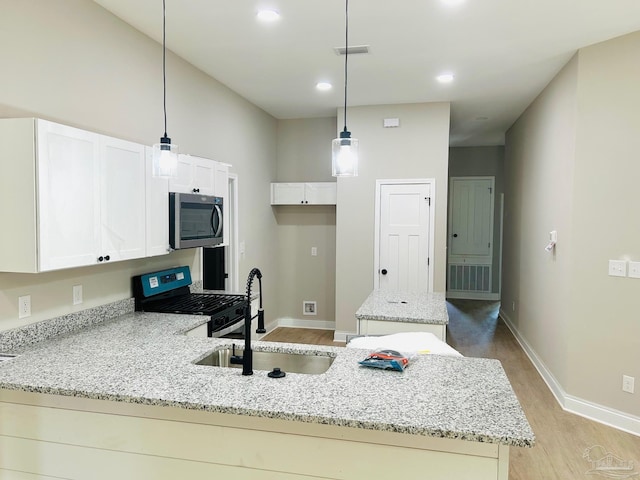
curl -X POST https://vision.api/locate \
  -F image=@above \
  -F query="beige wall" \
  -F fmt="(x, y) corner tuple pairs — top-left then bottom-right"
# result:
(504, 31), (640, 419)
(568, 32), (640, 415)
(0, 0), (279, 328)
(335, 103), (451, 335)
(277, 118), (337, 182)
(503, 55), (578, 389)
(274, 118), (337, 325)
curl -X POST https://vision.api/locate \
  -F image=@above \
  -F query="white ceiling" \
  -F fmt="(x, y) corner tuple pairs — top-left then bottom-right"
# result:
(93, 0), (640, 146)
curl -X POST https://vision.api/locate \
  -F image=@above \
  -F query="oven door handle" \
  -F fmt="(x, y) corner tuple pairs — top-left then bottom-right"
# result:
(211, 205), (223, 238)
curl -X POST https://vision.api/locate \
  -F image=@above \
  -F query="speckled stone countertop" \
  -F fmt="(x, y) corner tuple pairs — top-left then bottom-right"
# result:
(0, 312), (533, 447)
(356, 290), (449, 325)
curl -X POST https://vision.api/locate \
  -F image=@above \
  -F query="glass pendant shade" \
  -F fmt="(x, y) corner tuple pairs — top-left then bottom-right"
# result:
(152, 135), (178, 177)
(332, 130), (359, 177)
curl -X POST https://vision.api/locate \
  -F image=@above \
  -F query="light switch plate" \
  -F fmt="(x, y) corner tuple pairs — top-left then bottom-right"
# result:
(622, 375), (635, 394)
(608, 260), (627, 277)
(628, 261), (640, 279)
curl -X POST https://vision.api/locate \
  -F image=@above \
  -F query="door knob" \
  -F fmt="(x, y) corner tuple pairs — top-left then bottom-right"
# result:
(381, 269), (388, 275)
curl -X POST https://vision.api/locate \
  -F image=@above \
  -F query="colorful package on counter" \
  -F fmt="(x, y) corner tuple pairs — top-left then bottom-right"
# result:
(358, 349), (410, 372)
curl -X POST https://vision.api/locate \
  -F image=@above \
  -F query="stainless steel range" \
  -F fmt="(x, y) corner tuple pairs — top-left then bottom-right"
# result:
(133, 266), (247, 338)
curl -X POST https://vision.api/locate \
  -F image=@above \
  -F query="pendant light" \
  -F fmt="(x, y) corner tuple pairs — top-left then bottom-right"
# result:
(152, 0), (178, 177)
(332, 0), (359, 177)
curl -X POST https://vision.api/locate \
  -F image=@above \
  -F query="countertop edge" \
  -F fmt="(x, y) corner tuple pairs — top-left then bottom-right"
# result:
(0, 382), (534, 447)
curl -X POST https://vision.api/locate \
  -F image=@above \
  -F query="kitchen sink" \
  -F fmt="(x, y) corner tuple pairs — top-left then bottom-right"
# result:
(195, 347), (335, 375)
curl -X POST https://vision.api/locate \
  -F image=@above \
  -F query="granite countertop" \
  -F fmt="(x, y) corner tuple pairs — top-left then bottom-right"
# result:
(355, 290), (449, 325)
(0, 312), (533, 447)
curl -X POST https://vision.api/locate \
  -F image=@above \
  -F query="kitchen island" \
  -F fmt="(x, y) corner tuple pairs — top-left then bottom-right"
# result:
(356, 289), (449, 340)
(0, 309), (533, 479)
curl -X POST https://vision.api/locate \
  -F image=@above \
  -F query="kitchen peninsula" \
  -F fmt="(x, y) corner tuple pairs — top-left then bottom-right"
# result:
(0, 305), (533, 479)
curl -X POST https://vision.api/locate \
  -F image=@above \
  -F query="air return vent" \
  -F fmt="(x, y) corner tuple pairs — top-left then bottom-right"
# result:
(448, 264), (491, 293)
(334, 45), (370, 55)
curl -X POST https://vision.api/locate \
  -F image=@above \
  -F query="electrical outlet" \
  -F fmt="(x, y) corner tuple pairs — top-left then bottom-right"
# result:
(311, 247), (318, 256)
(512, 301), (516, 312)
(608, 260), (627, 277)
(622, 375), (635, 394)
(629, 261), (640, 279)
(73, 285), (83, 305)
(18, 295), (31, 319)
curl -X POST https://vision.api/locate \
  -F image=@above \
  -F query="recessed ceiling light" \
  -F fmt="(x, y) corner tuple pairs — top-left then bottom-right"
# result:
(441, 0), (466, 6)
(256, 9), (280, 22)
(316, 82), (332, 91)
(436, 73), (455, 84)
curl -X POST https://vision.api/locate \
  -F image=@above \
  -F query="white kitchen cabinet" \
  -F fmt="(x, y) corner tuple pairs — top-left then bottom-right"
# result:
(145, 147), (170, 257)
(270, 182), (337, 205)
(169, 154), (216, 195)
(36, 120), (102, 271)
(98, 136), (146, 263)
(213, 162), (228, 199)
(0, 118), (147, 272)
(357, 319), (447, 342)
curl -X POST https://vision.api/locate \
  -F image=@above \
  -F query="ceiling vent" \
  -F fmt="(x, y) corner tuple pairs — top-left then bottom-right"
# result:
(334, 45), (370, 55)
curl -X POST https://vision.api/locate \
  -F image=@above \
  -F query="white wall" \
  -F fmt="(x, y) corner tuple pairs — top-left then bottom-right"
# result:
(504, 31), (640, 424)
(335, 103), (450, 336)
(0, 0), (278, 328)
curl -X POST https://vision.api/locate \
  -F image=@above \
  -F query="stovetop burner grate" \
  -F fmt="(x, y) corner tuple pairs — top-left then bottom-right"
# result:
(144, 293), (246, 315)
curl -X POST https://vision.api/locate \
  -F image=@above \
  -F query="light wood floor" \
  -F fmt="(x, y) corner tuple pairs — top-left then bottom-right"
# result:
(263, 301), (640, 480)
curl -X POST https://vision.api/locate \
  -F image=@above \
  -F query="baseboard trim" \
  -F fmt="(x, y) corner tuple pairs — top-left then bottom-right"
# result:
(499, 309), (640, 437)
(276, 317), (335, 330)
(446, 292), (500, 301)
(333, 330), (355, 343)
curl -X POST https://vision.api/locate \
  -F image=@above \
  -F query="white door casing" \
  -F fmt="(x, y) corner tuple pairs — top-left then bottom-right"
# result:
(374, 179), (435, 292)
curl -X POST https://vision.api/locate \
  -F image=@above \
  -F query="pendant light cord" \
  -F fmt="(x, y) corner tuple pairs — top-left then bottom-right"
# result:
(162, 0), (168, 138)
(343, 0), (349, 133)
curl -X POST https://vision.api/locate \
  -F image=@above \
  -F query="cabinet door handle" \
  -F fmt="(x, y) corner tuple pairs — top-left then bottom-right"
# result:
(98, 256), (104, 262)
(453, 234), (458, 238)
(105, 255), (110, 261)
(381, 269), (388, 275)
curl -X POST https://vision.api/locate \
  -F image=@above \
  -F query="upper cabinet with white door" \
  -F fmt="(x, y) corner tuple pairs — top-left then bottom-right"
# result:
(97, 135), (146, 263)
(169, 154), (217, 195)
(0, 118), (147, 272)
(145, 146), (170, 257)
(270, 182), (337, 205)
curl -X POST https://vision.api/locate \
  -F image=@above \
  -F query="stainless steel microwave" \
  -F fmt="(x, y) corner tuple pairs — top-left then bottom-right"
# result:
(169, 192), (223, 249)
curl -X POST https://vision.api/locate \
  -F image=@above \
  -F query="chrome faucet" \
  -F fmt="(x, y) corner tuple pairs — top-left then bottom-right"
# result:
(242, 267), (265, 375)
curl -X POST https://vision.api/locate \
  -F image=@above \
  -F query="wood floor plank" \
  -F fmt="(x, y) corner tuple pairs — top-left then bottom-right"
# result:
(263, 302), (640, 479)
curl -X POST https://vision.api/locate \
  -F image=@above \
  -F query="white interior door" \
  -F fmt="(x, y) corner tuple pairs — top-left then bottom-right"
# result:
(376, 182), (433, 292)
(447, 177), (495, 296)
